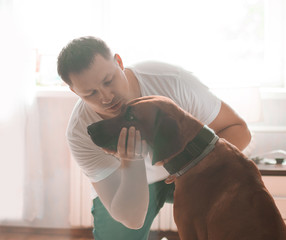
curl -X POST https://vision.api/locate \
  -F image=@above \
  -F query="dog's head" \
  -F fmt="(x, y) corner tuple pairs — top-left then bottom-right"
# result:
(87, 96), (198, 165)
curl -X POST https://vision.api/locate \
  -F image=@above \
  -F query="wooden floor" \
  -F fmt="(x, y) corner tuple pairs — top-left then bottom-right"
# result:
(0, 234), (92, 240)
(0, 226), (180, 240)
(0, 227), (93, 240)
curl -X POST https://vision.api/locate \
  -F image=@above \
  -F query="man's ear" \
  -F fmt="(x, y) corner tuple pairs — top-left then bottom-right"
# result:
(114, 53), (124, 70)
(152, 115), (183, 165)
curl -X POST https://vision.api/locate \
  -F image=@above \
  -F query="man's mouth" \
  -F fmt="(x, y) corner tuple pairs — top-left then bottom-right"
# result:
(106, 100), (122, 112)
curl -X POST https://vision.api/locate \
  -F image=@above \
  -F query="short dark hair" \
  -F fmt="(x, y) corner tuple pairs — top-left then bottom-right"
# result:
(57, 36), (112, 86)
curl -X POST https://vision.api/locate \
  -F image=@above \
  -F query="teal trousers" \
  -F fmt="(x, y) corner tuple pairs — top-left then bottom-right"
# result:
(91, 180), (175, 240)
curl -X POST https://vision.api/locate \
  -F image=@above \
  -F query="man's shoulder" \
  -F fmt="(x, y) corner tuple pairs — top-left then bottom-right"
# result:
(129, 61), (183, 76)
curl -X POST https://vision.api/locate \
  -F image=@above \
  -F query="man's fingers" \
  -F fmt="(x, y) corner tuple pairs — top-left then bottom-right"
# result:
(117, 127), (127, 156)
(135, 130), (142, 157)
(141, 140), (148, 158)
(126, 127), (136, 157)
(117, 126), (145, 161)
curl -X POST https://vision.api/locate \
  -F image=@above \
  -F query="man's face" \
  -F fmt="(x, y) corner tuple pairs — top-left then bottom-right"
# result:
(69, 54), (131, 119)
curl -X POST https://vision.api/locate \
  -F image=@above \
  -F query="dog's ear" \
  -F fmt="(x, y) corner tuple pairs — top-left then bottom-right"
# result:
(152, 115), (182, 165)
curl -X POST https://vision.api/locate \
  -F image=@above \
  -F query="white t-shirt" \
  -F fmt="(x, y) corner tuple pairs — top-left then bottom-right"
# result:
(66, 61), (221, 198)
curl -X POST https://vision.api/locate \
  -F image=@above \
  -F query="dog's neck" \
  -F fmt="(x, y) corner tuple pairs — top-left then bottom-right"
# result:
(163, 125), (219, 177)
(179, 111), (206, 142)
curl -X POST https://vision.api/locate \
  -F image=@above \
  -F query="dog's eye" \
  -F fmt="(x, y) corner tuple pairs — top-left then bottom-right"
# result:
(127, 114), (135, 121)
(125, 107), (135, 121)
(126, 112), (135, 121)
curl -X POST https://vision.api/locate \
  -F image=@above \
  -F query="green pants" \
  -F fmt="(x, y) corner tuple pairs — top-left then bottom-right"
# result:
(91, 180), (175, 240)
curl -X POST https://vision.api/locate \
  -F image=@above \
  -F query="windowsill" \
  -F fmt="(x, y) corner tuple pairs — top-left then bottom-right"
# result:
(35, 86), (286, 134)
(36, 86), (286, 99)
(260, 87), (286, 99)
(249, 125), (286, 133)
(36, 86), (78, 98)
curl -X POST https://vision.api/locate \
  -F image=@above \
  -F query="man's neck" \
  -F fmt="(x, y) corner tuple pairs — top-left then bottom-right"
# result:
(124, 68), (141, 99)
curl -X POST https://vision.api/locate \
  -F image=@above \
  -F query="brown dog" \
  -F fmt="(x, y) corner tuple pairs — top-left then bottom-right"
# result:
(87, 96), (286, 240)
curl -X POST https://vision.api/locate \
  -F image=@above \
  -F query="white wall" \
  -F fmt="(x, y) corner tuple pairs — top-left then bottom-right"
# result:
(249, 92), (286, 156)
(3, 89), (284, 228)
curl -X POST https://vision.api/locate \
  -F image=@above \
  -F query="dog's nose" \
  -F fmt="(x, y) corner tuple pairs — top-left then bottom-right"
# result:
(87, 123), (94, 136)
(87, 124), (94, 136)
(87, 121), (119, 152)
(87, 122), (103, 145)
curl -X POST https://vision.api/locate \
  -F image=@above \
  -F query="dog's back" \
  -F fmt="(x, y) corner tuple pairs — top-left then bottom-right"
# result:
(173, 138), (286, 240)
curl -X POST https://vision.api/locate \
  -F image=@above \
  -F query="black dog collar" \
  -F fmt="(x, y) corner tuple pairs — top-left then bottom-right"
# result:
(163, 125), (219, 177)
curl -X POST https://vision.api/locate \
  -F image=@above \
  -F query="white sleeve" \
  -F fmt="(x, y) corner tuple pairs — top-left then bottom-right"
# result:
(177, 69), (221, 125)
(67, 121), (120, 183)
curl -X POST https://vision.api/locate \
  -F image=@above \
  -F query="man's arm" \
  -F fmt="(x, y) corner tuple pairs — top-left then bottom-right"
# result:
(208, 101), (251, 151)
(92, 127), (149, 229)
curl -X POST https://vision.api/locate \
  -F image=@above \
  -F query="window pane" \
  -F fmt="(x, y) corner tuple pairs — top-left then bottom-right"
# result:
(15, 0), (284, 88)
(106, 0), (265, 87)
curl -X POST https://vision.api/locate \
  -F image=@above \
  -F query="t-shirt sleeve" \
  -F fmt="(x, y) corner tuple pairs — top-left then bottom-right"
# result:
(177, 69), (221, 125)
(67, 118), (120, 183)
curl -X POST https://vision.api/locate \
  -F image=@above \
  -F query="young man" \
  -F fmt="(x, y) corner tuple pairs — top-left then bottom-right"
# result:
(57, 36), (251, 240)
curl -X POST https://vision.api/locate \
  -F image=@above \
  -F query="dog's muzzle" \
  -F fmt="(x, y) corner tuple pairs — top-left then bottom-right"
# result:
(87, 121), (120, 151)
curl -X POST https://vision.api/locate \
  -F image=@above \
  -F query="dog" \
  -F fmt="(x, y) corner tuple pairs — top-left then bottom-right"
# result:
(87, 96), (286, 240)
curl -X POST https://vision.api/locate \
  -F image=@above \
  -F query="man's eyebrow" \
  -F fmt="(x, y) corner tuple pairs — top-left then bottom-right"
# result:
(81, 73), (111, 94)
(100, 73), (114, 84)
(101, 74), (110, 82)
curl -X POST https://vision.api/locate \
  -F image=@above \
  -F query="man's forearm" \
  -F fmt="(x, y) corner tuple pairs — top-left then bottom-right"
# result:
(110, 159), (149, 229)
(216, 123), (251, 151)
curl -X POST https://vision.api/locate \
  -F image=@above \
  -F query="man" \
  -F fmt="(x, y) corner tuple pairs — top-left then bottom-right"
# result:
(57, 36), (251, 240)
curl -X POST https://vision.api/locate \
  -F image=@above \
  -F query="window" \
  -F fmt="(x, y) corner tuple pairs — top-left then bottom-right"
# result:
(14, 0), (285, 88)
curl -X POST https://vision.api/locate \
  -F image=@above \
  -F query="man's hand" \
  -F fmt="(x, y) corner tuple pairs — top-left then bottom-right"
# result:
(94, 126), (149, 229)
(118, 126), (148, 162)
(103, 126), (148, 163)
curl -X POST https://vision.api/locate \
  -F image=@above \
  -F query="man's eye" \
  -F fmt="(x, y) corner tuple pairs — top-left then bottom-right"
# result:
(104, 80), (112, 86)
(89, 90), (97, 97)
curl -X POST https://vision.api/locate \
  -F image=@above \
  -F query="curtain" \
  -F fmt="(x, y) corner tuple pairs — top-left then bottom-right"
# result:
(0, 0), (90, 227)
(0, 1), (40, 222)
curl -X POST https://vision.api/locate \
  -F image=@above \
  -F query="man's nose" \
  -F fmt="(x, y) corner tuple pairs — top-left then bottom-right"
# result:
(100, 89), (114, 104)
